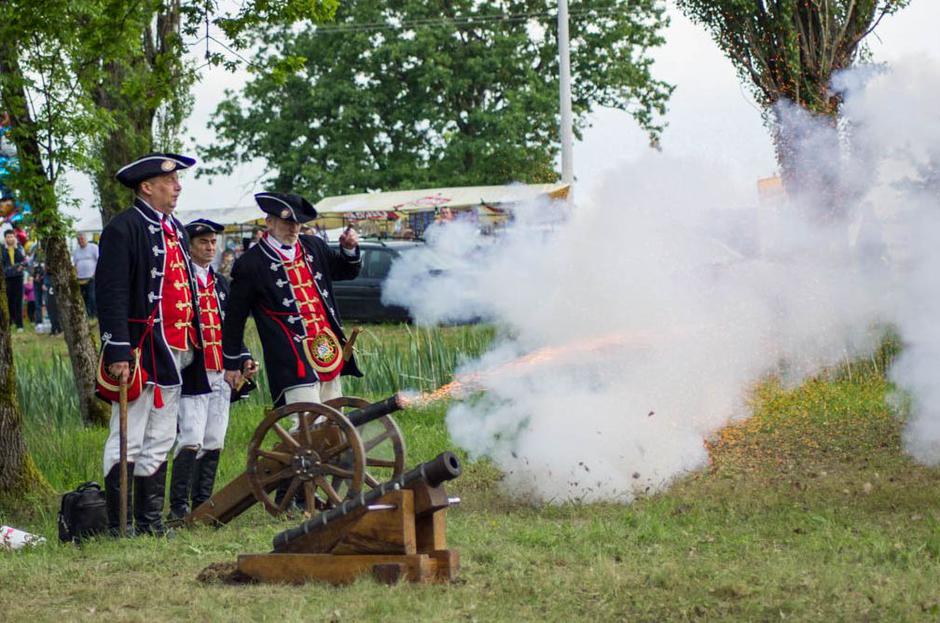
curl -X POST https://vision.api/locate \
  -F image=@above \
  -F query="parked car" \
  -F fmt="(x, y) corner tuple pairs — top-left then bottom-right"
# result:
(329, 239), (424, 323)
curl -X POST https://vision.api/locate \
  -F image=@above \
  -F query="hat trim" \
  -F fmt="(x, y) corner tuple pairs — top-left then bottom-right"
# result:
(185, 219), (224, 234)
(116, 155), (192, 176)
(257, 193), (297, 221)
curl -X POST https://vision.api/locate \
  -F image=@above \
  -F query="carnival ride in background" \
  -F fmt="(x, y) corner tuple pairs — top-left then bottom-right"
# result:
(0, 113), (31, 227)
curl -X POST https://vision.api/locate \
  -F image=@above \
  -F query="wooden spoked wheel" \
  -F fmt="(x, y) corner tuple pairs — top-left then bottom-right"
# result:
(324, 396), (407, 495)
(246, 402), (365, 517)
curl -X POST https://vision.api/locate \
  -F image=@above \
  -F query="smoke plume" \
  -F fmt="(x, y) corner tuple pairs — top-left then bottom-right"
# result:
(383, 57), (940, 502)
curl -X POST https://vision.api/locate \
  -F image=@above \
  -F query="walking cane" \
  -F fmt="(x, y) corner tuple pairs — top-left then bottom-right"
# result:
(118, 381), (129, 538)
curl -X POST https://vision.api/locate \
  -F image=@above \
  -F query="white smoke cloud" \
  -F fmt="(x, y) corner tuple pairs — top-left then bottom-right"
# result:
(384, 57), (940, 501)
(839, 58), (940, 465)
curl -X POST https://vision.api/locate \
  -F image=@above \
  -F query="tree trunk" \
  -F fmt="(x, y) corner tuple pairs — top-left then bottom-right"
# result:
(94, 131), (137, 227)
(92, 61), (153, 228)
(0, 272), (51, 505)
(92, 0), (185, 229)
(771, 102), (845, 221)
(44, 235), (110, 426)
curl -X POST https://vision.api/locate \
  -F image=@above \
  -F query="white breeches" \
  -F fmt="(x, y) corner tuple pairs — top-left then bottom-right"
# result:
(283, 379), (343, 430)
(103, 349), (193, 477)
(175, 370), (232, 457)
(283, 378), (343, 405)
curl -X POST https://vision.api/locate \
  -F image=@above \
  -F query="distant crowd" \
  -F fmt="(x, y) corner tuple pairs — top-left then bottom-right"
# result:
(3, 229), (101, 334)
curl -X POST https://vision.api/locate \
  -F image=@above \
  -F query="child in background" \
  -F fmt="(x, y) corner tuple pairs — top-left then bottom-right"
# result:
(24, 275), (35, 325)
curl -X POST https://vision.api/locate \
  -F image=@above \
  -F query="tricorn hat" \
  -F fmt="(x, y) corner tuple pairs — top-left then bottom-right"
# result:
(184, 218), (224, 239)
(254, 192), (317, 224)
(115, 152), (196, 189)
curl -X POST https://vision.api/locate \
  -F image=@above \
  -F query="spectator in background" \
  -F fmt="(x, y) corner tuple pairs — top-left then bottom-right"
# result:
(24, 275), (35, 324)
(43, 267), (61, 335)
(248, 226), (264, 249)
(434, 206), (455, 225)
(2, 228), (26, 331)
(72, 232), (99, 317)
(218, 249), (235, 280)
(31, 259), (45, 325)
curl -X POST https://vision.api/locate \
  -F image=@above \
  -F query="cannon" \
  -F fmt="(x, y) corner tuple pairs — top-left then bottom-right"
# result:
(186, 394), (408, 525)
(235, 452), (462, 585)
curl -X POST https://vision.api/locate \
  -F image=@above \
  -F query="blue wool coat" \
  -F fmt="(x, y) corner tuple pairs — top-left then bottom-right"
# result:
(221, 234), (362, 405)
(95, 198), (210, 398)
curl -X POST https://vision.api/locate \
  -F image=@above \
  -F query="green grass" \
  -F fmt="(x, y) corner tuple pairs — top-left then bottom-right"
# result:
(4, 327), (940, 621)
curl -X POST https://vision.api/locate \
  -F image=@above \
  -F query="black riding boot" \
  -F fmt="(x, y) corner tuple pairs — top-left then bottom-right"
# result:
(167, 448), (198, 521)
(191, 449), (221, 510)
(134, 462), (172, 536)
(104, 462), (135, 537)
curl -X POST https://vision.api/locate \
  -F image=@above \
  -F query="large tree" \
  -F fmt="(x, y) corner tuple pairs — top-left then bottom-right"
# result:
(89, 2), (192, 227)
(0, 1), (339, 428)
(675, 0), (910, 196)
(0, 0), (123, 426)
(91, 0), (339, 226)
(201, 0), (672, 196)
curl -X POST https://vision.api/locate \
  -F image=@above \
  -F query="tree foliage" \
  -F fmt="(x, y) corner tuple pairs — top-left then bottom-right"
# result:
(201, 0), (672, 197)
(675, 0), (910, 116)
(0, 0), (136, 427)
(676, 0), (910, 197)
(92, 0), (339, 225)
(0, 0), (339, 430)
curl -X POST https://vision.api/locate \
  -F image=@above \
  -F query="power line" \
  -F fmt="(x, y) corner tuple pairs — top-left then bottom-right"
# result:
(187, 5), (625, 66)
(309, 6), (623, 34)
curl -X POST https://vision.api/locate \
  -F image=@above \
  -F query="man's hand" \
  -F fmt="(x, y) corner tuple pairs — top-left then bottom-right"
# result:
(338, 226), (359, 250)
(242, 359), (259, 379)
(224, 369), (242, 390)
(108, 361), (131, 384)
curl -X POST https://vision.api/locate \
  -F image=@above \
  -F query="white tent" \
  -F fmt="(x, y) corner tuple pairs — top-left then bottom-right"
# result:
(74, 205), (263, 235)
(314, 183), (570, 218)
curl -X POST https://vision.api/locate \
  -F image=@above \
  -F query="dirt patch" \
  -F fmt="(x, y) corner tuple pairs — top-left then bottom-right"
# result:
(196, 561), (256, 585)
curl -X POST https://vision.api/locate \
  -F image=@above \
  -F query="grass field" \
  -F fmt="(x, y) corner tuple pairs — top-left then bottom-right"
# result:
(3, 325), (940, 622)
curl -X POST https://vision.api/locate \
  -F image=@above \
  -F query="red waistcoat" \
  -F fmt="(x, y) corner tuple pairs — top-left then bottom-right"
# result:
(160, 222), (197, 350)
(279, 245), (344, 382)
(197, 270), (222, 371)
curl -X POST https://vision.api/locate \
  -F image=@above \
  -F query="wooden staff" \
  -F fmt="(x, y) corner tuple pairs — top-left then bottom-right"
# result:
(118, 381), (129, 538)
(342, 327), (362, 362)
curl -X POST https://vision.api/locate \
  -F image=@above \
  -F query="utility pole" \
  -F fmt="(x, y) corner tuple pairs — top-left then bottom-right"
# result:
(557, 0), (574, 185)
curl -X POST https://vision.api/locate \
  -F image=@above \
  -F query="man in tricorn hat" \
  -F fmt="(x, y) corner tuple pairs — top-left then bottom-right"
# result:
(221, 192), (362, 408)
(95, 153), (210, 536)
(166, 218), (257, 521)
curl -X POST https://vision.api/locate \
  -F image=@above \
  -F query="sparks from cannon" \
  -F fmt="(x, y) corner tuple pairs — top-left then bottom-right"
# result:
(396, 331), (653, 408)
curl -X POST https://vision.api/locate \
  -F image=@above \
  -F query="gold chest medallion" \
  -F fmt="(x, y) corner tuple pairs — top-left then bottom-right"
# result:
(303, 327), (342, 374)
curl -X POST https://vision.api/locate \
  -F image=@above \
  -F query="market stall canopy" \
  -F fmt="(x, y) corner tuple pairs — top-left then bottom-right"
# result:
(74, 204), (263, 235)
(314, 183), (571, 219)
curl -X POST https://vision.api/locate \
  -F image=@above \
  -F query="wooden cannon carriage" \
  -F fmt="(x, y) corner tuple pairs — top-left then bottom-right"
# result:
(189, 394), (463, 585)
(186, 395), (408, 525)
(236, 452), (462, 585)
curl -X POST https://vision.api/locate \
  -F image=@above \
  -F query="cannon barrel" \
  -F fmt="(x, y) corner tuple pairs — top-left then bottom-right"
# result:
(346, 394), (404, 428)
(272, 451), (461, 552)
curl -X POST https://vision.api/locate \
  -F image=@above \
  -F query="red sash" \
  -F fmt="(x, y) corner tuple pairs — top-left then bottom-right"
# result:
(96, 307), (159, 406)
(263, 240), (344, 381)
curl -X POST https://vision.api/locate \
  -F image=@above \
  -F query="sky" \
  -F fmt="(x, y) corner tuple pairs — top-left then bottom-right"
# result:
(66, 0), (940, 225)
